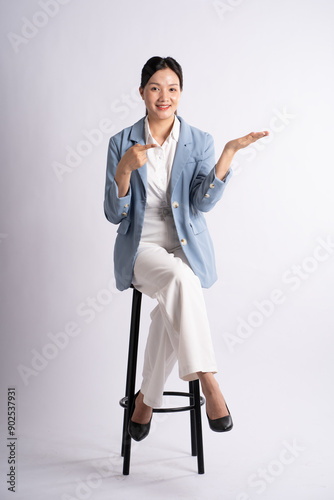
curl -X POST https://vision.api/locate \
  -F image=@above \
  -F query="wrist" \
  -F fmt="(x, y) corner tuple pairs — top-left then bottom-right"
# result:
(117, 161), (132, 176)
(223, 143), (237, 155)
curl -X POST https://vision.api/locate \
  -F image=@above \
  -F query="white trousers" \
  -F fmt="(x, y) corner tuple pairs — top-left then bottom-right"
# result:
(132, 207), (217, 408)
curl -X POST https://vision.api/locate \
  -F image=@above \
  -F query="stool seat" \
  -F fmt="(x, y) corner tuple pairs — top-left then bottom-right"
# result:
(120, 287), (205, 475)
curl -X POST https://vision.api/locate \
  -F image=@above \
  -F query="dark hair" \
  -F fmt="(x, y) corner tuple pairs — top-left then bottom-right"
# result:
(140, 56), (183, 115)
(141, 56), (183, 90)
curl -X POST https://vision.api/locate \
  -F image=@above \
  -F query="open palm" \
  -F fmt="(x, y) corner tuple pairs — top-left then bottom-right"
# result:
(226, 131), (270, 153)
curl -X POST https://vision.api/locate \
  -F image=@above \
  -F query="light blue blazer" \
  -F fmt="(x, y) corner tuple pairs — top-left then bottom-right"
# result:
(104, 115), (233, 291)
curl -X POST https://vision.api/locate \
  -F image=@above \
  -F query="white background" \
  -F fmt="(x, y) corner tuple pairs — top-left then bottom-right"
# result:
(0, 0), (333, 499)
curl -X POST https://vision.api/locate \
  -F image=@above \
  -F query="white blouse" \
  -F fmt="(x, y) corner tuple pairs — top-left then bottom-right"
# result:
(144, 115), (180, 209)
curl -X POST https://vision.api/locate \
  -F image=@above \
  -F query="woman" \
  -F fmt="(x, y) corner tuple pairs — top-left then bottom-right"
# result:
(104, 56), (269, 441)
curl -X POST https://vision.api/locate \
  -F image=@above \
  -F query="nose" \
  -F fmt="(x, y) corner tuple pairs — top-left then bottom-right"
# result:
(159, 89), (170, 102)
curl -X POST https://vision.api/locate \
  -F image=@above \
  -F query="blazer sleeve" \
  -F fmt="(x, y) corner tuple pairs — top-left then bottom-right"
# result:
(190, 133), (233, 213)
(104, 137), (132, 224)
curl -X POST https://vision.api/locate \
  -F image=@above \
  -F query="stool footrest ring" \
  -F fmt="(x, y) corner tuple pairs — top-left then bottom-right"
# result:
(119, 390), (205, 413)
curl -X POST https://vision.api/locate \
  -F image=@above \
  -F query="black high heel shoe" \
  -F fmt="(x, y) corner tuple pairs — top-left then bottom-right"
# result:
(207, 402), (233, 432)
(128, 391), (152, 442)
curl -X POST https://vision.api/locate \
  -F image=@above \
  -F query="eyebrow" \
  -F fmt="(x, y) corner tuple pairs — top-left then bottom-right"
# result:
(148, 82), (179, 86)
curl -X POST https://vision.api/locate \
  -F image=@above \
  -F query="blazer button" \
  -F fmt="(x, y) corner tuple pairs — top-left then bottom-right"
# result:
(209, 183), (215, 189)
(204, 193), (210, 198)
(124, 203), (129, 208)
(181, 238), (187, 245)
(172, 201), (179, 208)
(121, 212), (127, 217)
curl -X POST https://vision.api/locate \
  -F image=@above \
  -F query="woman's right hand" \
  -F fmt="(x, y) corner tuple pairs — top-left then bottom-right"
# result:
(118, 143), (158, 173)
(115, 143), (158, 197)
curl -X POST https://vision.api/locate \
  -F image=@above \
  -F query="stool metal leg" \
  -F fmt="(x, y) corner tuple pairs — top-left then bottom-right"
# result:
(191, 379), (205, 474)
(189, 381), (197, 457)
(121, 288), (142, 475)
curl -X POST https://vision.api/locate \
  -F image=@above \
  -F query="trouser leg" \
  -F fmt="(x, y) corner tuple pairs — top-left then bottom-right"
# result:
(140, 305), (178, 408)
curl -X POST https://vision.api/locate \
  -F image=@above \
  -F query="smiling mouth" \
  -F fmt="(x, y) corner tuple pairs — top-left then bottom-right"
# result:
(156, 105), (171, 110)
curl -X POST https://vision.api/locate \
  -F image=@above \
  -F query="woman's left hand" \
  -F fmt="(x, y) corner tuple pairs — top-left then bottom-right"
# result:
(215, 130), (270, 180)
(225, 131), (270, 154)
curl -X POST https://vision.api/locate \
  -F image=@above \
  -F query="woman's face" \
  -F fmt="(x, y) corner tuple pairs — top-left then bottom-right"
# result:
(139, 68), (182, 121)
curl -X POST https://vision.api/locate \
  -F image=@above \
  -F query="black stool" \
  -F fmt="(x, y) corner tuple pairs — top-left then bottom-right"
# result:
(119, 286), (205, 475)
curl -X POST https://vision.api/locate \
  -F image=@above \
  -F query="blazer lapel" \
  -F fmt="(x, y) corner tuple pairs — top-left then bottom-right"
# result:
(170, 115), (193, 196)
(129, 117), (147, 192)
